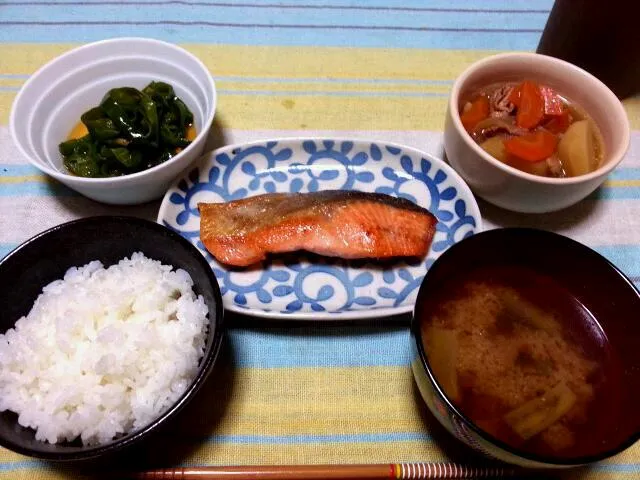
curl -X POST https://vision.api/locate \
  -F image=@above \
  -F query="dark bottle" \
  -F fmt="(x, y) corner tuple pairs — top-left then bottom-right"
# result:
(537, 0), (640, 99)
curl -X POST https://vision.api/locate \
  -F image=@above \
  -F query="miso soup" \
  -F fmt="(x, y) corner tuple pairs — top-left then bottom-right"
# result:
(419, 265), (624, 460)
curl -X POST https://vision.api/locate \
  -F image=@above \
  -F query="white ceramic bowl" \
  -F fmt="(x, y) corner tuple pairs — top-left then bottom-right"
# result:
(10, 37), (216, 205)
(443, 52), (630, 213)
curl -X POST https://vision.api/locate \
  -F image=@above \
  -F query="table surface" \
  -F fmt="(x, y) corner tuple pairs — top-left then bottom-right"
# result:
(0, 1), (638, 479)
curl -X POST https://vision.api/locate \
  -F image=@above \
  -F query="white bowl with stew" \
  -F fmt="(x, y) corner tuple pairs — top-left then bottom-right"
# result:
(443, 52), (629, 213)
(10, 37), (217, 205)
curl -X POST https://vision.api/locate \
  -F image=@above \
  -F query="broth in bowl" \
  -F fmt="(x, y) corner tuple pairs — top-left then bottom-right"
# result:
(419, 264), (624, 461)
(460, 80), (605, 178)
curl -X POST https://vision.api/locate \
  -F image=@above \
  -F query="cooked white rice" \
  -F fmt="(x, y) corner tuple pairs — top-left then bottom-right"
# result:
(0, 252), (209, 446)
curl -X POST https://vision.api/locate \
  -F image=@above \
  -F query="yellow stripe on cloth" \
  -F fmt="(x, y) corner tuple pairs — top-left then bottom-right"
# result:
(0, 175), (46, 184)
(160, 366), (427, 437)
(214, 80), (452, 95)
(2, 365), (637, 479)
(189, 45), (488, 82)
(563, 470), (640, 480)
(0, 472), (70, 480)
(216, 94), (450, 131)
(2, 44), (639, 130)
(0, 450), (28, 463)
(605, 180), (640, 188)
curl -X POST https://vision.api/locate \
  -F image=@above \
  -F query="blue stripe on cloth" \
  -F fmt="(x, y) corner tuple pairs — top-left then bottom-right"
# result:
(592, 463), (640, 473)
(0, 244), (17, 259)
(593, 245), (640, 279)
(228, 327), (412, 368)
(0, 164), (42, 175)
(0, 0), (551, 49)
(0, 164), (77, 196)
(0, 6), (549, 30)
(196, 431), (433, 445)
(0, 461), (50, 472)
(590, 186), (640, 200)
(0, 27), (545, 51)
(0, 182), (77, 196)
(0, 0), (555, 12)
(609, 167), (640, 180)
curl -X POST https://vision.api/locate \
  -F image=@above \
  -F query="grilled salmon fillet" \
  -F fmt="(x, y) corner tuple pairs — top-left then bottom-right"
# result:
(198, 191), (437, 267)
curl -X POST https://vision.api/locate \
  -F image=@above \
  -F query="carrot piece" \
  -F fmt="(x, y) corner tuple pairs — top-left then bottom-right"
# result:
(460, 96), (489, 132)
(508, 84), (522, 107)
(504, 130), (558, 162)
(540, 86), (565, 116)
(543, 109), (572, 134)
(516, 81), (545, 129)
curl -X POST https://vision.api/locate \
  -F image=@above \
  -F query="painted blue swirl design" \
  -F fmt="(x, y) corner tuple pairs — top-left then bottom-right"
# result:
(164, 140), (478, 314)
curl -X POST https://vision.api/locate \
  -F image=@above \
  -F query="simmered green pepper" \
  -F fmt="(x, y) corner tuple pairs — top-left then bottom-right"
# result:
(59, 81), (194, 178)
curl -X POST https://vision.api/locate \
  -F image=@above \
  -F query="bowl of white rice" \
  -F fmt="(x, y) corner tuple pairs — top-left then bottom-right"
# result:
(0, 216), (224, 461)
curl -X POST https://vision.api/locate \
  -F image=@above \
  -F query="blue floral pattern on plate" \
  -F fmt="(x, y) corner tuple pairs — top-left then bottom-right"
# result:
(158, 138), (482, 319)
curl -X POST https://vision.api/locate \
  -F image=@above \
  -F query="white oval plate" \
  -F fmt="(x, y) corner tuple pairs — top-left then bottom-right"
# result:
(158, 138), (482, 319)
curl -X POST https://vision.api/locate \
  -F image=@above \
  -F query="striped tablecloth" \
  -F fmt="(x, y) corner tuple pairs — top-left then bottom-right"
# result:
(0, 1), (638, 479)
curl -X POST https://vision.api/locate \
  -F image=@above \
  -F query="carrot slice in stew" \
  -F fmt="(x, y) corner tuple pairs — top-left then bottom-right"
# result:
(516, 81), (545, 129)
(504, 130), (558, 162)
(460, 96), (489, 132)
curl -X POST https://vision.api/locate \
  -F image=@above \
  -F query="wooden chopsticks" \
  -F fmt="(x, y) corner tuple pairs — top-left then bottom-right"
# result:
(130, 462), (528, 479)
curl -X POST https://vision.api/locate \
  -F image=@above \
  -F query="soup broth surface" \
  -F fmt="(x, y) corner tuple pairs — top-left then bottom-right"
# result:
(420, 265), (624, 460)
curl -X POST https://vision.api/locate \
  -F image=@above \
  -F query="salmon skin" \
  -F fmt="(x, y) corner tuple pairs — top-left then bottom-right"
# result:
(198, 190), (437, 267)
